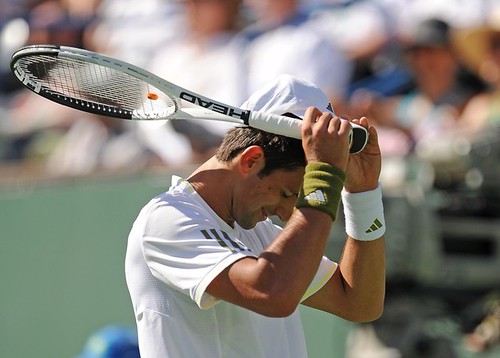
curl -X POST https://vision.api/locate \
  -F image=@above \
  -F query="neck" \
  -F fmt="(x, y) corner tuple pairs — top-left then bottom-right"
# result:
(187, 156), (236, 227)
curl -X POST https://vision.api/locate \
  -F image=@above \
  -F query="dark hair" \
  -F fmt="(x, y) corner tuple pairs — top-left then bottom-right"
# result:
(215, 127), (306, 177)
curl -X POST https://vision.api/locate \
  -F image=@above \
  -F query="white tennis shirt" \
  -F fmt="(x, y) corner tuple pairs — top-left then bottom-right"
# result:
(125, 176), (337, 357)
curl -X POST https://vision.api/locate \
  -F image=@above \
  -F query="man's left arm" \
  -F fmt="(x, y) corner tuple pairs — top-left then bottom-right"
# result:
(302, 118), (386, 322)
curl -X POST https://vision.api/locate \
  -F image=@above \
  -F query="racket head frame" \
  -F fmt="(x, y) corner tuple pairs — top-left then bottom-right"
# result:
(11, 44), (184, 120)
(10, 44), (368, 153)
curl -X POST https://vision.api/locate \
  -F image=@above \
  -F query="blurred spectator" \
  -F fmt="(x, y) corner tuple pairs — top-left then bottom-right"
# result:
(132, 0), (248, 165)
(241, 0), (353, 114)
(444, 11), (500, 195)
(26, 0), (100, 47)
(0, 0), (100, 94)
(0, 0), (101, 94)
(307, 0), (396, 71)
(312, 0), (489, 113)
(349, 18), (481, 157)
(44, 115), (150, 177)
(0, 1), (30, 94)
(75, 324), (140, 358)
(85, 0), (183, 66)
(454, 14), (500, 135)
(0, 0), (154, 177)
(2, 90), (151, 177)
(0, 0), (100, 166)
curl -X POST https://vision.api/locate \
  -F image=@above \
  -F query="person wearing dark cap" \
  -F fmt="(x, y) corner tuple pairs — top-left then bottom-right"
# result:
(349, 17), (479, 157)
(125, 74), (385, 357)
(405, 18), (451, 50)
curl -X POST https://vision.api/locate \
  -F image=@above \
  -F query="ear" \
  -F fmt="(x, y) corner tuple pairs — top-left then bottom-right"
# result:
(239, 146), (265, 174)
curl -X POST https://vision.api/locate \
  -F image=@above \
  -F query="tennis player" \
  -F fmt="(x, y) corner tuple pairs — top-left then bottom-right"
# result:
(125, 74), (386, 357)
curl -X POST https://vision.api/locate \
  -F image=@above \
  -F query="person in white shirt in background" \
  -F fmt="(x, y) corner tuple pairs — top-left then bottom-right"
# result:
(136, 0), (248, 165)
(241, 0), (353, 115)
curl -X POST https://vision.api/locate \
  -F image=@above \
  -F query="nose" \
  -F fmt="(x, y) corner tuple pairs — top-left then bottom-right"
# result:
(274, 201), (295, 222)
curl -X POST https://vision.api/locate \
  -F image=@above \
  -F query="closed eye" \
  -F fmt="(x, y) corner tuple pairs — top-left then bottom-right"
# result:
(282, 190), (297, 199)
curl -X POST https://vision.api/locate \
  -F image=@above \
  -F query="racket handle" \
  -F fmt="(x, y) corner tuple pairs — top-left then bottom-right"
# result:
(248, 112), (368, 154)
(249, 111), (302, 139)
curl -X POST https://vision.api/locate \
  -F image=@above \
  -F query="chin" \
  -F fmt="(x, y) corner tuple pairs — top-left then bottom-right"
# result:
(238, 217), (262, 230)
(238, 222), (257, 230)
(235, 211), (265, 230)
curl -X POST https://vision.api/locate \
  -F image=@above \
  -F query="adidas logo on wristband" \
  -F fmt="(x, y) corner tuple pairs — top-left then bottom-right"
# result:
(342, 184), (385, 241)
(304, 189), (327, 203)
(365, 218), (384, 233)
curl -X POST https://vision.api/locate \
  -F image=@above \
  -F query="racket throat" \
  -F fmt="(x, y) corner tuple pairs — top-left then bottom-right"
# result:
(179, 91), (250, 124)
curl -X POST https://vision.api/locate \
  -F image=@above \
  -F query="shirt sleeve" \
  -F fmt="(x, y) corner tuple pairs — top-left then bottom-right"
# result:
(301, 256), (338, 302)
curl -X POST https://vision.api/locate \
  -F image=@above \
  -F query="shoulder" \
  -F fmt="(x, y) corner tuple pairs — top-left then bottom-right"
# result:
(134, 181), (214, 235)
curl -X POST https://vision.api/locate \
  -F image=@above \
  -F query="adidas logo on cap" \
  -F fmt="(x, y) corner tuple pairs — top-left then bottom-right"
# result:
(326, 103), (334, 113)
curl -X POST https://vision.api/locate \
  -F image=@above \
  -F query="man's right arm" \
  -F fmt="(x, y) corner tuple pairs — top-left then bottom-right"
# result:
(206, 109), (352, 317)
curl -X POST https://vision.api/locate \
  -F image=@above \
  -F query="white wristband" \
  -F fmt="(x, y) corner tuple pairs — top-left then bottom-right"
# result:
(342, 184), (385, 241)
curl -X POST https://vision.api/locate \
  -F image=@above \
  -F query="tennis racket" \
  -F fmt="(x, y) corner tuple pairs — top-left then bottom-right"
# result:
(10, 44), (368, 153)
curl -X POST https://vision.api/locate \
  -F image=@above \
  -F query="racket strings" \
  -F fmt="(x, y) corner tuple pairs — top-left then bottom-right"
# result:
(18, 55), (177, 119)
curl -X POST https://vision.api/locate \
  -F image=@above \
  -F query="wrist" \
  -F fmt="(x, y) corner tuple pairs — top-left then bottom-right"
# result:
(342, 183), (385, 241)
(295, 162), (346, 220)
(344, 181), (379, 194)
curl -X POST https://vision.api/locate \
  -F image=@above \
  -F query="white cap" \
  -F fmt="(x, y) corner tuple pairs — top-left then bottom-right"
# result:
(241, 74), (335, 118)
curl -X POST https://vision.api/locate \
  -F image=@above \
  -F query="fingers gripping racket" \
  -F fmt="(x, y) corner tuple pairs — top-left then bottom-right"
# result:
(10, 45), (368, 153)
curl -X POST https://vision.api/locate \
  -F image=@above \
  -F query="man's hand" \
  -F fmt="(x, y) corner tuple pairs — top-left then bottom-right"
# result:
(301, 107), (351, 171)
(344, 117), (382, 193)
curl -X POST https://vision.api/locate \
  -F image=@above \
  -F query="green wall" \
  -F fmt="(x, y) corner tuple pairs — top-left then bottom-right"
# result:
(0, 170), (351, 358)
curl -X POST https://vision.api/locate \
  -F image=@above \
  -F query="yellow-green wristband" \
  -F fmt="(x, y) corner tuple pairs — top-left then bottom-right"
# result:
(295, 162), (346, 220)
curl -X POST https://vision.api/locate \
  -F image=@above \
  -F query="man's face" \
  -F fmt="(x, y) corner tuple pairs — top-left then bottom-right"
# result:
(232, 167), (305, 229)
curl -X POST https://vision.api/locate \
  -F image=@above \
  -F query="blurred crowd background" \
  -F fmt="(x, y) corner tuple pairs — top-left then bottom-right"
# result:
(2, 0), (500, 179)
(1, 0), (500, 357)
